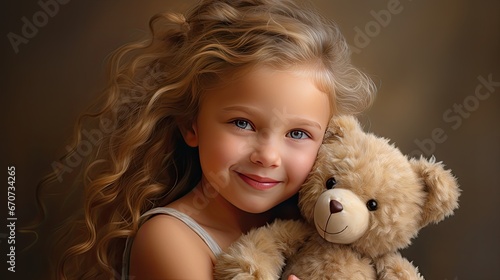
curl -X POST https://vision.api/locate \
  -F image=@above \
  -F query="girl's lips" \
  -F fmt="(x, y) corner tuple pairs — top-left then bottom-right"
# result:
(237, 172), (281, 190)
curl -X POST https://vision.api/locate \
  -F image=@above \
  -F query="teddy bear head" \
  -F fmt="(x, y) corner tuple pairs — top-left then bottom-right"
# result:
(298, 115), (460, 258)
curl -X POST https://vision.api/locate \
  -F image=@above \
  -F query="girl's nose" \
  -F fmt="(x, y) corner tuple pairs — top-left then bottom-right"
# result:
(250, 142), (281, 168)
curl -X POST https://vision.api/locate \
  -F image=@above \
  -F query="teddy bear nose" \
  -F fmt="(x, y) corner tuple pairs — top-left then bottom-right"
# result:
(329, 200), (343, 214)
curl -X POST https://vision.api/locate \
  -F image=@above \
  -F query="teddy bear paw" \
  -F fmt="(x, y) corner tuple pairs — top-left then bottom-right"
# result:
(375, 253), (424, 280)
(214, 251), (281, 280)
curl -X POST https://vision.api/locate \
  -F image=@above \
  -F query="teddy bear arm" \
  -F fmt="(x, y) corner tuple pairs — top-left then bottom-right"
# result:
(375, 252), (424, 280)
(214, 220), (311, 280)
(268, 219), (313, 258)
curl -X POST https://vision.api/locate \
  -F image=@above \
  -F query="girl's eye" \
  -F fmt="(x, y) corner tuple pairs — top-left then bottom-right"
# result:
(287, 130), (310, 139)
(232, 119), (253, 130)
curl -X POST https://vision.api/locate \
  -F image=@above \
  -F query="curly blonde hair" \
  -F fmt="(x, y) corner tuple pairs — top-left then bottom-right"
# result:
(37, 0), (376, 278)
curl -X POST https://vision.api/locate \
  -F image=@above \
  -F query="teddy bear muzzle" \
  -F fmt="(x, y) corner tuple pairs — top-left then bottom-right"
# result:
(313, 188), (370, 244)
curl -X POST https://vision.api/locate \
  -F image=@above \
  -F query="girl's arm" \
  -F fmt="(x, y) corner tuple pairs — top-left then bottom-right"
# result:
(130, 215), (215, 279)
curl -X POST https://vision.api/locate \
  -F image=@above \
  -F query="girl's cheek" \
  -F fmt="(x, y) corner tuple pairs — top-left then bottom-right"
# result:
(287, 145), (318, 177)
(216, 134), (252, 163)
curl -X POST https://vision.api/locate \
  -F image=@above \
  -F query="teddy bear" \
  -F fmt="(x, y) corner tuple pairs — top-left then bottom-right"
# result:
(214, 115), (460, 280)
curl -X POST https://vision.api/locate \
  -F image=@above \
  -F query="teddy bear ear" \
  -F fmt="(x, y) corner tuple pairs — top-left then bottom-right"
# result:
(410, 156), (461, 228)
(323, 115), (360, 143)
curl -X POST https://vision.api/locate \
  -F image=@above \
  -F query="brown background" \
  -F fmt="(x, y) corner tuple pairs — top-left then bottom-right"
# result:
(1, 0), (499, 279)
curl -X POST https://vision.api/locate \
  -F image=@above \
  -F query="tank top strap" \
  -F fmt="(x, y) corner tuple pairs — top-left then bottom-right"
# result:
(121, 207), (223, 280)
(143, 207), (223, 256)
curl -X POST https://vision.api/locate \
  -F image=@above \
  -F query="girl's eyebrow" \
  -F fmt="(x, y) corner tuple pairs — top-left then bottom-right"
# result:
(222, 105), (322, 130)
(287, 117), (323, 130)
(222, 105), (260, 115)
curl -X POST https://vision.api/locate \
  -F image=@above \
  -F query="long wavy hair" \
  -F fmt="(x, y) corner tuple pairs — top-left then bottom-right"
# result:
(34, 0), (376, 278)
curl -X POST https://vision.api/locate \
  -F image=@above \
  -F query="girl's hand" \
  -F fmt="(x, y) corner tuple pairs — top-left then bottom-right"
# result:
(288, 275), (300, 280)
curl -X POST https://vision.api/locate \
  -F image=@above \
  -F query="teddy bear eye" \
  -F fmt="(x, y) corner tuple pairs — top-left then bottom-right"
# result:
(366, 199), (378, 211)
(325, 177), (337, 189)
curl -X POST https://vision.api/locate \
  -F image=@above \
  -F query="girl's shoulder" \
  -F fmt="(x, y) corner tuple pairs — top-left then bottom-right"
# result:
(129, 213), (214, 278)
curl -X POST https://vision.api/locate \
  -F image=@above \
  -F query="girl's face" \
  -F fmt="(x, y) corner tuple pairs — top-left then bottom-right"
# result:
(184, 66), (331, 213)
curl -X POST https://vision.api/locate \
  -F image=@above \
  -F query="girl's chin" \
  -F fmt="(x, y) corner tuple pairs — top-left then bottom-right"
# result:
(231, 198), (280, 214)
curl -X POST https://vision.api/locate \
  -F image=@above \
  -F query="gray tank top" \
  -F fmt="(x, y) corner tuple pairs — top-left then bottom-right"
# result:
(121, 207), (223, 280)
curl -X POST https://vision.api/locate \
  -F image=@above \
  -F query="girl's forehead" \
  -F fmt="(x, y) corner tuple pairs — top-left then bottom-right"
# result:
(201, 66), (332, 127)
(223, 65), (331, 103)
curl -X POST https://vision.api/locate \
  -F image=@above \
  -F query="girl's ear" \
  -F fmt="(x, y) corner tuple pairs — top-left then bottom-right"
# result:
(179, 121), (199, 147)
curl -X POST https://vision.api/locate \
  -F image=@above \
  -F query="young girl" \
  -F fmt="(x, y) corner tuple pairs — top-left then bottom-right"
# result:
(47, 0), (376, 279)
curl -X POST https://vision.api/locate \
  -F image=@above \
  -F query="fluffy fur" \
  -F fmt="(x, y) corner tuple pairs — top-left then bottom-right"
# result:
(214, 115), (460, 280)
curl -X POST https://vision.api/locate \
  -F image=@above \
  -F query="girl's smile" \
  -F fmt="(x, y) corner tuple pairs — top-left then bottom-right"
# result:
(235, 171), (283, 191)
